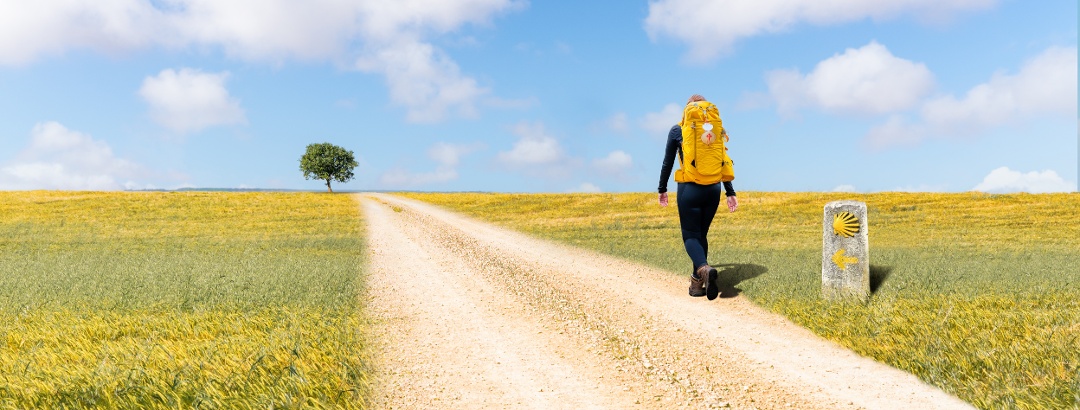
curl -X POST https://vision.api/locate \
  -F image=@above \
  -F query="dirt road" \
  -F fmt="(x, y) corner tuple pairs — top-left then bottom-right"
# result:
(360, 193), (974, 409)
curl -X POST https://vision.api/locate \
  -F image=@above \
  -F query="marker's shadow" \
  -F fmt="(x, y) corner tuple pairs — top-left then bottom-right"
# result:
(869, 265), (893, 294)
(709, 263), (768, 299)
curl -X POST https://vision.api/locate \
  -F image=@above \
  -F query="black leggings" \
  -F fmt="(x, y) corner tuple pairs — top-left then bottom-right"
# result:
(676, 182), (722, 271)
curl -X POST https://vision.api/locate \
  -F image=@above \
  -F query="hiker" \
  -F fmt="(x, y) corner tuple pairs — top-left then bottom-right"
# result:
(657, 94), (738, 298)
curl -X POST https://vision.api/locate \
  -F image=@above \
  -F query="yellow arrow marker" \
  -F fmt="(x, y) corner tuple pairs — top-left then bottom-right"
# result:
(831, 249), (859, 270)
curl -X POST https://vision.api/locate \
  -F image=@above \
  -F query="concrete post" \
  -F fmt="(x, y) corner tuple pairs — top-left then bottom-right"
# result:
(822, 200), (870, 301)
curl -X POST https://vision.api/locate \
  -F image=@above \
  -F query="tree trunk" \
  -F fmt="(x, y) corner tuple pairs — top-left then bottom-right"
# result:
(326, 179), (333, 193)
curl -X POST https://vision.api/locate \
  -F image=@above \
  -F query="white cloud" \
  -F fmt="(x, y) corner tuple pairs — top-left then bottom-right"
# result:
(356, 38), (487, 122)
(139, 68), (246, 133)
(0, 0), (357, 64)
(495, 122), (584, 180)
(640, 103), (683, 136)
(428, 142), (478, 168)
(0, 0), (164, 65)
(0, 122), (145, 190)
(0, 0), (523, 63)
(497, 122), (564, 166)
(920, 46), (1077, 133)
(170, 0), (363, 62)
(592, 150), (633, 178)
(867, 46), (1078, 149)
(0, 0), (525, 122)
(767, 41), (934, 116)
(570, 182), (602, 193)
(351, 0), (525, 122)
(864, 115), (925, 150)
(832, 184), (857, 193)
(644, 0), (996, 63)
(973, 167), (1075, 193)
(379, 141), (479, 188)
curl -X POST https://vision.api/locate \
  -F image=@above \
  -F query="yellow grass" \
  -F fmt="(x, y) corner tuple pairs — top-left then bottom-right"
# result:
(0, 307), (365, 408)
(0, 191), (369, 408)
(0, 191), (354, 243)
(398, 191), (1077, 252)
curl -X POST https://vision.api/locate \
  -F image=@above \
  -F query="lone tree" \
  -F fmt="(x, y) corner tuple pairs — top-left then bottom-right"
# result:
(300, 142), (358, 192)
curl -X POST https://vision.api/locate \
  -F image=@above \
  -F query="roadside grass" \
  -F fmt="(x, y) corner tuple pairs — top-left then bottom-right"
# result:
(0, 191), (369, 409)
(400, 191), (1080, 410)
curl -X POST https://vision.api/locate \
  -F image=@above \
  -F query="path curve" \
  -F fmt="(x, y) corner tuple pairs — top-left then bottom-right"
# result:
(360, 193), (974, 409)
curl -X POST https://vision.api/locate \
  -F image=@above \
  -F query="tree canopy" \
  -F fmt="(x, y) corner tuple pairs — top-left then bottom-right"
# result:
(299, 143), (358, 192)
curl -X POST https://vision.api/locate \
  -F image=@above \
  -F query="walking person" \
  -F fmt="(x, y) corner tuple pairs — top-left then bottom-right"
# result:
(658, 94), (738, 298)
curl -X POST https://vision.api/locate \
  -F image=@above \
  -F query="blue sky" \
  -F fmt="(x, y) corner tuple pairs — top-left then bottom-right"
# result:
(0, 0), (1076, 193)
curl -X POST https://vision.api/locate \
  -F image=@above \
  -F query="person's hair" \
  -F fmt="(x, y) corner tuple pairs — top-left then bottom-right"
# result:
(688, 94), (705, 103)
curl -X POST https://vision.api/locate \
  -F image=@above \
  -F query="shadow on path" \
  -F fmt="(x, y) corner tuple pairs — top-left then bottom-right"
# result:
(709, 264), (768, 299)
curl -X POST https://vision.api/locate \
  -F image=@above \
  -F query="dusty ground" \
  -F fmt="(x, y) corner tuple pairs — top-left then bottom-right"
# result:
(359, 193), (975, 410)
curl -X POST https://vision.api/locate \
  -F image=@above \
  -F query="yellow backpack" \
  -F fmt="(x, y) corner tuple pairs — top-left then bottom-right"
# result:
(674, 100), (734, 184)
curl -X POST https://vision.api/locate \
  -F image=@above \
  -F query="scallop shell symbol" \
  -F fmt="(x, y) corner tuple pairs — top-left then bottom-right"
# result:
(833, 212), (860, 237)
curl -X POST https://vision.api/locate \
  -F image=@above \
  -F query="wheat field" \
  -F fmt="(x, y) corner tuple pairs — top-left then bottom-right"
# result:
(0, 191), (369, 409)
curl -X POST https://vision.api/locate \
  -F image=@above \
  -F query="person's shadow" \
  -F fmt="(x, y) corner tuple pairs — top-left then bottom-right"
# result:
(708, 264), (768, 300)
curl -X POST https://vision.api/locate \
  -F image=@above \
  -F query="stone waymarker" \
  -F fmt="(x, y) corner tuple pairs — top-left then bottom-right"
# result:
(822, 200), (870, 301)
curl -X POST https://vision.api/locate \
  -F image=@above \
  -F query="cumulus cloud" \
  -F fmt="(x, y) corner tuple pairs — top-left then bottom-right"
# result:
(920, 46), (1077, 133)
(569, 182), (602, 193)
(973, 167), (1075, 193)
(0, 0), (522, 63)
(640, 103), (683, 136)
(379, 141), (480, 188)
(644, 0), (996, 63)
(767, 41), (934, 116)
(866, 46), (1078, 149)
(864, 115), (923, 149)
(356, 38), (487, 122)
(0, 0), (164, 65)
(428, 141), (478, 168)
(169, 0), (364, 62)
(592, 150), (634, 178)
(495, 121), (584, 180)
(832, 184), (857, 193)
(139, 68), (246, 133)
(0, 0), (525, 122)
(0, 122), (146, 190)
(497, 122), (564, 166)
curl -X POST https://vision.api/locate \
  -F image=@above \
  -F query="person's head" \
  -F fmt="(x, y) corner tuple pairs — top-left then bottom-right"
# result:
(687, 94), (705, 104)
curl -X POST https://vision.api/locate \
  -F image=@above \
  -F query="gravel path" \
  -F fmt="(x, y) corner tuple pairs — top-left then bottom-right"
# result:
(360, 193), (974, 410)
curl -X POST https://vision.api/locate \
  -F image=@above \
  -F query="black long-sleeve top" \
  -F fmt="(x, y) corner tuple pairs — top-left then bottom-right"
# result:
(658, 125), (735, 196)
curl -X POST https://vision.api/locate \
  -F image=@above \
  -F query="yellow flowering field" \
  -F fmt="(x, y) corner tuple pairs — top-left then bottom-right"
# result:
(0, 191), (369, 409)
(401, 191), (1080, 410)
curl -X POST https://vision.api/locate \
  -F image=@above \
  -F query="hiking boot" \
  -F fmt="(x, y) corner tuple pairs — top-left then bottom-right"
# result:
(704, 265), (719, 300)
(689, 266), (708, 297)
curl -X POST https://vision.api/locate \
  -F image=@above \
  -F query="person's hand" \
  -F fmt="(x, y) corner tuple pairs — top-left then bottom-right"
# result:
(726, 195), (738, 213)
(659, 192), (669, 207)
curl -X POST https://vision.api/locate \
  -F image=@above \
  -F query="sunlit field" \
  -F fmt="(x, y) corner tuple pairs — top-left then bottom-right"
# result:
(0, 192), (368, 409)
(401, 191), (1079, 410)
